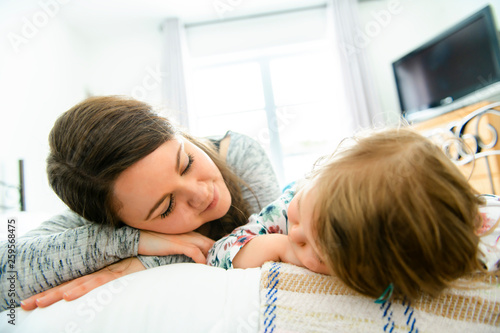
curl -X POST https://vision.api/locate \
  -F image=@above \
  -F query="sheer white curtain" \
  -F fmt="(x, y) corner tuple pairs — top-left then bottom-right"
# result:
(160, 18), (190, 128)
(160, 3), (381, 130)
(328, 0), (381, 129)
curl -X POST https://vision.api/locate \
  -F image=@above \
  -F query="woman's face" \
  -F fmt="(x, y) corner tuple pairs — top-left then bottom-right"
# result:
(287, 182), (330, 275)
(113, 136), (232, 234)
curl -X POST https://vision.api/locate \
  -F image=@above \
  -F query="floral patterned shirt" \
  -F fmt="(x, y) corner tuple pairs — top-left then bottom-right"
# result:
(207, 187), (296, 269)
(477, 194), (500, 271)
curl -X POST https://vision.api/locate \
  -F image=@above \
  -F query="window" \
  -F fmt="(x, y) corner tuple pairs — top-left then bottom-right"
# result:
(186, 9), (354, 187)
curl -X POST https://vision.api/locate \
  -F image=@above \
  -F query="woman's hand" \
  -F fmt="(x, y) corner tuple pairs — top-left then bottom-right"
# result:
(138, 230), (215, 263)
(20, 257), (145, 311)
(20, 231), (214, 311)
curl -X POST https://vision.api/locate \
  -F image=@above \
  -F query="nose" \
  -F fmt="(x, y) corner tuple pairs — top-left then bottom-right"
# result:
(184, 180), (210, 209)
(289, 224), (306, 245)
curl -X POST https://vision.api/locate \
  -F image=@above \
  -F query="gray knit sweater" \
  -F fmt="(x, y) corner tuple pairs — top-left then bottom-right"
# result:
(0, 131), (280, 311)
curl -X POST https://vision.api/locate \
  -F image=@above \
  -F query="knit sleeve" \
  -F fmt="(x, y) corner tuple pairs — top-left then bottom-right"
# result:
(225, 131), (281, 214)
(0, 210), (140, 311)
(137, 254), (194, 269)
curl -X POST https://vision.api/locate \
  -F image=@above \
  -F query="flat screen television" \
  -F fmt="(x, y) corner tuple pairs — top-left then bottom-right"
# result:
(392, 5), (500, 122)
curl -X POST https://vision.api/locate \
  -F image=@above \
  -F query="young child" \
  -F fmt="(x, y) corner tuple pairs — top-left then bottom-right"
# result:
(207, 128), (500, 301)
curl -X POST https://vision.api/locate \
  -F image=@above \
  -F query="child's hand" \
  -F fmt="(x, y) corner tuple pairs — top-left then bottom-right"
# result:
(138, 230), (214, 264)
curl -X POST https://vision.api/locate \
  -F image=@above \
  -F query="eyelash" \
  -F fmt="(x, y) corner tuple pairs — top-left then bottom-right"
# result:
(161, 196), (175, 219)
(181, 153), (194, 176)
(160, 153), (195, 219)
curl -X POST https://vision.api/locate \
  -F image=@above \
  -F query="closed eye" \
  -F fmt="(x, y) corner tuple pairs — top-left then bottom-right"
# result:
(160, 153), (194, 219)
(161, 196), (175, 219)
(181, 153), (194, 176)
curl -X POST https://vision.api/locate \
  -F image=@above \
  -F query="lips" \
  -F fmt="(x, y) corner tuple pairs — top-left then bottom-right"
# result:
(204, 184), (219, 212)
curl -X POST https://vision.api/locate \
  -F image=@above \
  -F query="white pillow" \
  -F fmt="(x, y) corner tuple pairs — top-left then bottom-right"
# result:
(2, 264), (261, 333)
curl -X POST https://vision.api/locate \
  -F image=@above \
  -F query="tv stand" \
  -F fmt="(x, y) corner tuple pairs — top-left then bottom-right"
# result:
(413, 101), (500, 194)
(406, 81), (500, 124)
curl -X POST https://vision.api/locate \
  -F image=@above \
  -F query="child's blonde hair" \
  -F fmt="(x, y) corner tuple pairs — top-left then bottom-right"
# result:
(311, 128), (483, 300)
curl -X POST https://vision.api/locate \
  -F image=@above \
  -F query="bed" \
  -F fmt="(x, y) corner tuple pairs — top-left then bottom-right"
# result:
(1, 262), (498, 333)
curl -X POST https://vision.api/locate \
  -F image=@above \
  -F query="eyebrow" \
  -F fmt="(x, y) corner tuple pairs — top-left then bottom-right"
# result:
(144, 141), (183, 221)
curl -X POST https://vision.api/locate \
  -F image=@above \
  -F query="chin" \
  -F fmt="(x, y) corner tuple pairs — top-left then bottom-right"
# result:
(218, 187), (232, 217)
(216, 200), (232, 220)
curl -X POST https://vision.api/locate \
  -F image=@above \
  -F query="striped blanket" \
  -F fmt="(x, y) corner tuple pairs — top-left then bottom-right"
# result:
(259, 262), (500, 333)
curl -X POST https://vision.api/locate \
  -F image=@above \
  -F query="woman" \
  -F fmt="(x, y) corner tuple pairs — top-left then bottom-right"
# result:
(0, 96), (280, 312)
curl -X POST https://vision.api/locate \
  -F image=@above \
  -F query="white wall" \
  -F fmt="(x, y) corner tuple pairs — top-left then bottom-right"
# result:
(357, 0), (500, 123)
(0, 7), (86, 214)
(0, 2), (164, 215)
(79, 22), (164, 108)
(186, 7), (328, 57)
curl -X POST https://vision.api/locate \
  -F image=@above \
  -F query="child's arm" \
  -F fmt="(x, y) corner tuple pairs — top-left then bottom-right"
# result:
(207, 189), (294, 269)
(231, 234), (302, 268)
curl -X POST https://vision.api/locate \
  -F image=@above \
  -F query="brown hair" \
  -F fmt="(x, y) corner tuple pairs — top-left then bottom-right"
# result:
(311, 128), (483, 300)
(47, 96), (250, 240)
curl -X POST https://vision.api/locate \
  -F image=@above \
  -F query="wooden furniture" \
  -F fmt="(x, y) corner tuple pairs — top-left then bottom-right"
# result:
(412, 101), (500, 195)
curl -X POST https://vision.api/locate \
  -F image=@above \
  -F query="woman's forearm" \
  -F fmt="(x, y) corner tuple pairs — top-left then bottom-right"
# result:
(0, 224), (139, 311)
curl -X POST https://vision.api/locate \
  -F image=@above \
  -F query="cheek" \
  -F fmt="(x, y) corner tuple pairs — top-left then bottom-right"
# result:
(288, 225), (306, 245)
(128, 208), (196, 234)
(288, 228), (299, 244)
(289, 240), (329, 275)
(288, 235), (307, 265)
(287, 198), (298, 224)
(192, 147), (218, 175)
(303, 257), (329, 275)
